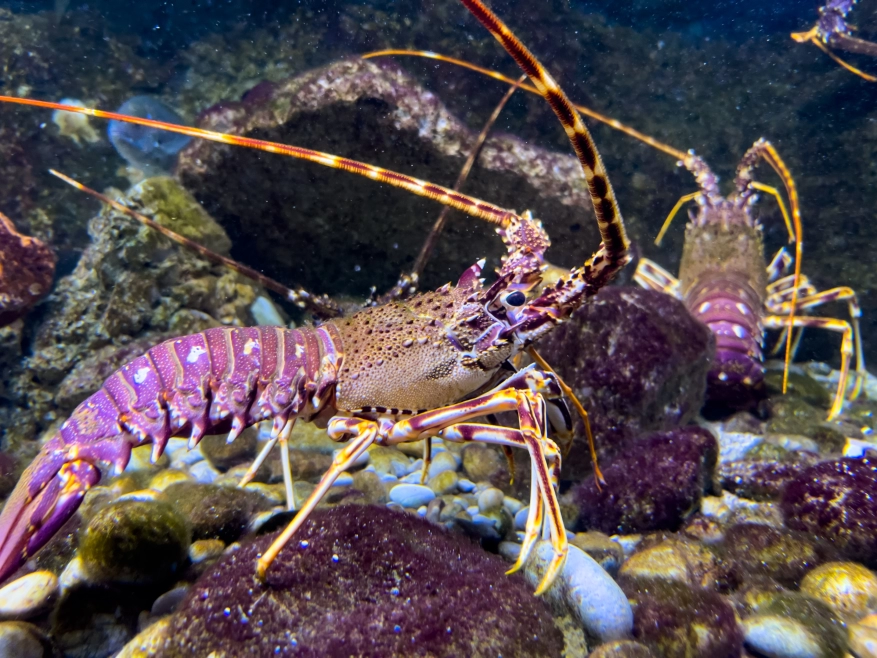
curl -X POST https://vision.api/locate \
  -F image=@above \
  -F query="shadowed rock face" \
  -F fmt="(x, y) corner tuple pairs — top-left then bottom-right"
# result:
(176, 58), (603, 301)
(0, 212), (55, 328)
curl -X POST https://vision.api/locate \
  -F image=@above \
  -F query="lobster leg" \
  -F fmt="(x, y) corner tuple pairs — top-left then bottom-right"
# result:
(634, 258), (682, 298)
(764, 314), (856, 420)
(766, 247), (793, 283)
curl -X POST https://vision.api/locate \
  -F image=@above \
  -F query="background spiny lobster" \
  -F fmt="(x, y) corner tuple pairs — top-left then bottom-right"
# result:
(0, 0), (630, 595)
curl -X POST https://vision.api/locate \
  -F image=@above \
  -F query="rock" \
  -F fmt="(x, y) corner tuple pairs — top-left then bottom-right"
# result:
(506, 540), (633, 643)
(148, 469), (192, 491)
(426, 450), (459, 479)
(477, 487), (504, 513)
(0, 451), (17, 500)
(718, 523), (824, 588)
(108, 96), (191, 175)
(764, 370), (832, 409)
(462, 444), (508, 484)
(177, 57), (604, 305)
(537, 286), (714, 475)
(350, 469), (389, 505)
(719, 457), (818, 502)
(198, 427), (257, 471)
(588, 640), (657, 658)
(619, 538), (718, 589)
(800, 561), (877, 622)
(368, 446), (413, 478)
(0, 571), (58, 620)
(742, 591), (847, 658)
(569, 532), (624, 577)
(850, 615), (877, 658)
(781, 457), (877, 567)
(388, 483), (435, 508)
(79, 499), (190, 584)
(0, 621), (50, 658)
(0, 211), (55, 327)
(188, 460), (220, 484)
(114, 617), (172, 658)
(575, 427), (717, 534)
(427, 470), (458, 496)
(159, 506), (564, 656)
(163, 482), (273, 543)
(622, 579), (743, 658)
(150, 586), (190, 617)
(187, 539), (226, 564)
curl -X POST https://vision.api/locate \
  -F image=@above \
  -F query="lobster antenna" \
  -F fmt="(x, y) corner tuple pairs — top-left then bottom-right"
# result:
(0, 96), (524, 230)
(48, 169), (344, 319)
(654, 191), (699, 246)
(363, 49), (689, 161)
(460, 0), (629, 267)
(791, 26), (877, 82)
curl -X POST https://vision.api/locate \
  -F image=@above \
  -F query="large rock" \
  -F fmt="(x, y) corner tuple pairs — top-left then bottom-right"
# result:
(537, 286), (714, 477)
(0, 212), (55, 327)
(176, 57), (606, 300)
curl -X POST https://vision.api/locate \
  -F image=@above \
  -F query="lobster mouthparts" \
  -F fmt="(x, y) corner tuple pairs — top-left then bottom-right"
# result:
(0, 438), (101, 583)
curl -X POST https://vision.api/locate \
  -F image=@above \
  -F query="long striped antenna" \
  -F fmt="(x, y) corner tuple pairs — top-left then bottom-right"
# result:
(0, 96), (524, 231)
(461, 0), (629, 270)
(49, 169), (346, 319)
(362, 49), (689, 161)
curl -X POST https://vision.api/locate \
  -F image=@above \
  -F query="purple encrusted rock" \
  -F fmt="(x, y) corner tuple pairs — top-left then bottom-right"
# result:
(158, 505), (563, 657)
(718, 456), (820, 502)
(781, 457), (877, 568)
(538, 286), (714, 477)
(574, 427), (717, 535)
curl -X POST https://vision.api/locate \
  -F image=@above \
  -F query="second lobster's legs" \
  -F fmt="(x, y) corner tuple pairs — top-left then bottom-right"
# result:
(256, 366), (568, 595)
(634, 255), (865, 419)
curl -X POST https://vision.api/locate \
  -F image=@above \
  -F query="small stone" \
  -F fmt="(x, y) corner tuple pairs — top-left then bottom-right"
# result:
(719, 523), (823, 588)
(368, 447), (412, 477)
(199, 427), (257, 471)
(389, 483), (435, 508)
(588, 640), (657, 658)
(503, 496), (523, 515)
(743, 591), (847, 658)
(514, 506), (530, 530)
(150, 585), (189, 617)
(164, 482), (273, 543)
(148, 469), (192, 491)
(477, 487), (504, 513)
(188, 539), (226, 564)
(188, 460), (220, 484)
(570, 531), (624, 577)
(520, 541), (632, 643)
(351, 470), (389, 505)
(426, 450), (459, 479)
(114, 617), (172, 658)
(126, 444), (169, 473)
(801, 561), (877, 622)
(249, 295), (284, 326)
(79, 499), (191, 584)
(0, 571), (58, 620)
(619, 538), (717, 588)
(59, 556), (89, 593)
(427, 469), (458, 495)
(850, 615), (877, 658)
(457, 478), (476, 493)
(462, 444), (507, 484)
(0, 621), (49, 658)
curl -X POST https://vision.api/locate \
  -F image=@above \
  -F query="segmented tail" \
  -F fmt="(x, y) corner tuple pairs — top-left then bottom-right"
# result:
(461, 0), (629, 269)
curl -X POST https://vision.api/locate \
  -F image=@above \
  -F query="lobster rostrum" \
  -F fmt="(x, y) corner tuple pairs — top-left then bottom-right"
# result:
(634, 143), (864, 419)
(0, 0), (629, 595)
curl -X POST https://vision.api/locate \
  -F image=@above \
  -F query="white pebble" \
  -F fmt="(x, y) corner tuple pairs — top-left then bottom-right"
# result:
(249, 296), (284, 326)
(514, 506), (530, 530)
(0, 621), (46, 658)
(718, 431), (763, 462)
(400, 470), (427, 484)
(417, 505), (428, 517)
(59, 556), (89, 594)
(503, 496), (523, 515)
(477, 487), (504, 513)
(743, 615), (821, 658)
(377, 472), (399, 484)
(388, 483), (435, 508)
(189, 460), (219, 484)
(467, 505), (480, 517)
(331, 473), (353, 487)
(0, 571), (58, 620)
(457, 478), (476, 493)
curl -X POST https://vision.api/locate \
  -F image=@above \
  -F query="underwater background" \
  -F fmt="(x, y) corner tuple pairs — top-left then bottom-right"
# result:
(0, 0), (876, 656)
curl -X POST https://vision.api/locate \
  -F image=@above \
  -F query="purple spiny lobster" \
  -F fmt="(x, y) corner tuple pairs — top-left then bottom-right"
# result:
(0, 0), (630, 595)
(793, 0), (877, 81)
(634, 143), (865, 419)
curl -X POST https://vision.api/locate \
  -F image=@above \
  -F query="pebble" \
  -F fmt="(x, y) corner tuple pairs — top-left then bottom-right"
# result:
(332, 472), (354, 487)
(150, 585), (189, 617)
(389, 483), (435, 508)
(502, 540), (633, 642)
(514, 506), (530, 530)
(743, 591), (848, 658)
(249, 295), (284, 326)
(426, 451), (459, 479)
(0, 621), (48, 658)
(503, 496), (523, 515)
(148, 469), (192, 491)
(188, 539), (226, 564)
(368, 447), (412, 477)
(189, 460), (220, 484)
(742, 616), (822, 658)
(570, 532), (624, 577)
(0, 571), (58, 620)
(718, 431), (764, 462)
(417, 505), (427, 517)
(59, 556), (89, 593)
(801, 561), (877, 621)
(850, 615), (877, 658)
(126, 443), (169, 472)
(620, 539), (717, 588)
(114, 617), (172, 658)
(428, 470), (458, 495)
(477, 487), (504, 513)
(400, 470), (428, 484)
(457, 478), (476, 493)
(588, 640), (656, 658)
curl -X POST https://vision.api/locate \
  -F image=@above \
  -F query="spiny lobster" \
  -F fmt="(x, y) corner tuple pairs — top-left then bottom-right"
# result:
(367, 51), (867, 420)
(793, 0), (877, 82)
(0, 0), (630, 595)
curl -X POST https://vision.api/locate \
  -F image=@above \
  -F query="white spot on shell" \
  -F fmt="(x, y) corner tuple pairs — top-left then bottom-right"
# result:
(133, 367), (151, 384)
(732, 325), (747, 339)
(698, 302), (711, 314)
(243, 338), (259, 356)
(736, 303), (749, 315)
(718, 372), (729, 381)
(186, 345), (206, 364)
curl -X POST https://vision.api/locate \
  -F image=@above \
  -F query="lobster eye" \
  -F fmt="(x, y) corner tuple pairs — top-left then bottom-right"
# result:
(504, 291), (526, 307)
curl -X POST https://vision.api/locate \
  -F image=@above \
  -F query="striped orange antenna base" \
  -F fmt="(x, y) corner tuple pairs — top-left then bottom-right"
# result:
(0, 95), (525, 232)
(362, 49), (689, 161)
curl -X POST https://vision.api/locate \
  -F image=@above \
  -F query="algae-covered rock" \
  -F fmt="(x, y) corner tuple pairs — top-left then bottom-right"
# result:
(163, 482), (273, 543)
(198, 428), (257, 472)
(622, 578), (743, 658)
(718, 523), (825, 588)
(619, 538), (719, 589)
(158, 505), (564, 657)
(79, 500), (190, 584)
(801, 561), (877, 622)
(575, 427), (717, 534)
(0, 621), (52, 658)
(537, 286), (714, 476)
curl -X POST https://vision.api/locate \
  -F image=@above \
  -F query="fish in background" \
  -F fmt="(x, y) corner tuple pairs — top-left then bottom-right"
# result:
(108, 96), (192, 175)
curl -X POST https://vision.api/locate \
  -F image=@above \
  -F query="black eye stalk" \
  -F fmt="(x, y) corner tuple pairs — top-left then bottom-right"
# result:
(504, 290), (526, 307)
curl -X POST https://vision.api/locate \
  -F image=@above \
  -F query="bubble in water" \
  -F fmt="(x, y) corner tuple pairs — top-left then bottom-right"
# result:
(108, 96), (191, 174)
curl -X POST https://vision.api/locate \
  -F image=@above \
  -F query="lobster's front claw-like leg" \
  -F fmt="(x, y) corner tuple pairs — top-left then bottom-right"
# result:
(0, 457), (100, 584)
